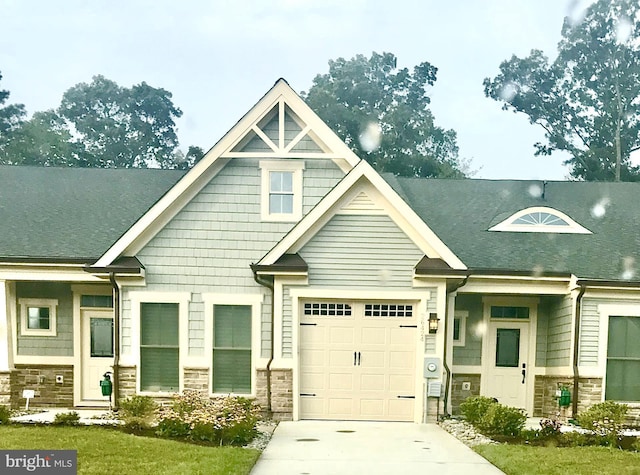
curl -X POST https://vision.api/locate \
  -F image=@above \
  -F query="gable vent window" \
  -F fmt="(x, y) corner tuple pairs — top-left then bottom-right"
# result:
(364, 304), (413, 318)
(304, 302), (352, 316)
(489, 206), (591, 234)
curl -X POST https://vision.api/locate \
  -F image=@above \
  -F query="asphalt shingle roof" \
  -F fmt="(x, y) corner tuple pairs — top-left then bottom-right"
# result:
(0, 166), (185, 262)
(387, 176), (640, 281)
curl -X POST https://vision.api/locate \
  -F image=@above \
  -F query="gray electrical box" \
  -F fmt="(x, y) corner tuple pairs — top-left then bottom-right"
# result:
(427, 381), (442, 397)
(423, 357), (441, 378)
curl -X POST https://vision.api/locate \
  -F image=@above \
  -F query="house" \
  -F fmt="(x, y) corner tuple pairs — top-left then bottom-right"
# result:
(0, 79), (639, 424)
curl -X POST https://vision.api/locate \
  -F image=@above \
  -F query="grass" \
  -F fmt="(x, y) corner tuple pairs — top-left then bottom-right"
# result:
(475, 444), (640, 475)
(0, 425), (260, 475)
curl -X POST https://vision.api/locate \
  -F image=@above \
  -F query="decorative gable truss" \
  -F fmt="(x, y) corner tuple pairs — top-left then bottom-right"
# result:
(93, 79), (361, 268)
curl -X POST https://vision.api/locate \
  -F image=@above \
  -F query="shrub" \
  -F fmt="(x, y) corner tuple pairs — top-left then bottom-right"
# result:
(577, 401), (628, 443)
(459, 396), (498, 425)
(539, 417), (562, 437)
(478, 403), (527, 437)
(0, 405), (10, 425)
(52, 411), (80, 426)
(119, 395), (157, 419)
(121, 416), (153, 435)
(155, 390), (261, 446)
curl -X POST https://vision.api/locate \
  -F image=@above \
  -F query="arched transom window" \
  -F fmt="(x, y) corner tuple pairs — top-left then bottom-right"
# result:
(489, 207), (591, 234)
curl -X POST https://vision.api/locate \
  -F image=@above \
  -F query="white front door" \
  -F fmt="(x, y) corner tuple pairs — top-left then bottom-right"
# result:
(483, 321), (529, 409)
(299, 301), (417, 421)
(81, 309), (114, 403)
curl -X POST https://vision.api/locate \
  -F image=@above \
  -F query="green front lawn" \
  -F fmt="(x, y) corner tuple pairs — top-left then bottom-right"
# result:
(475, 444), (640, 475)
(0, 425), (260, 475)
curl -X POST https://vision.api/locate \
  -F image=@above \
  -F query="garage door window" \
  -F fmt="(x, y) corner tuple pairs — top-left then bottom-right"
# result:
(304, 302), (352, 316)
(364, 304), (413, 317)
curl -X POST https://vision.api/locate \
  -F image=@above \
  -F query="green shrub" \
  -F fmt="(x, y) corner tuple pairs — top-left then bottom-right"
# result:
(52, 411), (80, 426)
(119, 395), (157, 419)
(121, 416), (153, 435)
(478, 403), (527, 437)
(539, 417), (563, 437)
(577, 401), (628, 443)
(459, 396), (497, 425)
(155, 390), (261, 446)
(0, 405), (10, 425)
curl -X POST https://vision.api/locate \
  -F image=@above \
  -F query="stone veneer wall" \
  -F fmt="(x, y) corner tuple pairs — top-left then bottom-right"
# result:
(0, 371), (13, 405)
(256, 369), (293, 421)
(183, 368), (209, 392)
(117, 366), (137, 400)
(534, 375), (603, 417)
(450, 373), (481, 415)
(10, 365), (73, 408)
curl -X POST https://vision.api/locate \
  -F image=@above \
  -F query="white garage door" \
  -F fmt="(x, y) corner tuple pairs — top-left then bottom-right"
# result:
(299, 301), (417, 421)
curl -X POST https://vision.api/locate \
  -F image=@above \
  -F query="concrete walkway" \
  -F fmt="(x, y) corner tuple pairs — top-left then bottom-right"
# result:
(10, 408), (117, 425)
(251, 421), (505, 475)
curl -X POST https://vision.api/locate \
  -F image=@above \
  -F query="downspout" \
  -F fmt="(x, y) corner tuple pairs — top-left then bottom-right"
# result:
(253, 271), (275, 416)
(442, 276), (468, 417)
(572, 283), (587, 419)
(109, 273), (120, 411)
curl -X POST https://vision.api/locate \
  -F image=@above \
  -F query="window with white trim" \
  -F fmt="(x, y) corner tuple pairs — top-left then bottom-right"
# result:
(19, 298), (57, 336)
(260, 160), (304, 221)
(453, 311), (467, 346)
(605, 315), (640, 401)
(489, 206), (591, 234)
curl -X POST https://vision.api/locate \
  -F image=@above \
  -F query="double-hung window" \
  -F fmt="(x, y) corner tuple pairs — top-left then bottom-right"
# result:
(140, 302), (179, 392)
(260, 160), (304, 221)
(213, 305), (252, 394)
(606, 315), (640, 401)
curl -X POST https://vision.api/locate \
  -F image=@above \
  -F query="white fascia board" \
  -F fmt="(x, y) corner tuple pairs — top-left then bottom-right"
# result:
(94, 79), (359, 267)
(258, 160), (466, 269)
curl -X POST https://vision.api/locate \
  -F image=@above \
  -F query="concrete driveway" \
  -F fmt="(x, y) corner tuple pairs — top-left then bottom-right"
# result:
(251, 421), (504, 475)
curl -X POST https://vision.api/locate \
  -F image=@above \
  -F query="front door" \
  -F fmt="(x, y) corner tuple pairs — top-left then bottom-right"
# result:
(81, 309), (114, 403)
(483, 321), (529, 409)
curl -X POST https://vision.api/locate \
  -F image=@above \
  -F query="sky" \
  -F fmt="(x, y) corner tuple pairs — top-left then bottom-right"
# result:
(0, 0), (599, 180)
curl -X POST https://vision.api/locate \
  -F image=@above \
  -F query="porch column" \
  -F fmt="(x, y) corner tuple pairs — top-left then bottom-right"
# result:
(0, 280), (12, 371)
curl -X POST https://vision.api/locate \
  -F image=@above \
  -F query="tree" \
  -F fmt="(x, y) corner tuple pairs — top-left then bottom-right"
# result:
(58, 75), (183, 168)
(484, 0), (640, 181)
(0, 71), (26, 163)
(172, 145), (205, 170)
(1, 110), (76, 166)
(302, 52), (465, 178)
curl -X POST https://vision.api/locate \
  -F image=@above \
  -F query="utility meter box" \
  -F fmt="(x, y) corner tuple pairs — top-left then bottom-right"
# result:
(423, 357), (441, 378)
(427, 381), (442, 397)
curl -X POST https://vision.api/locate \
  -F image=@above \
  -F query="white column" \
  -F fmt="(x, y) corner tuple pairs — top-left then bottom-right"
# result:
(0, 280), (11, 371)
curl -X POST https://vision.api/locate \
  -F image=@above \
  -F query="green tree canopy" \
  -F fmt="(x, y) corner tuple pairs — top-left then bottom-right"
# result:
(58, 75), (183, 168)
(484, 0), (640, 181)
(302, 52), (465, 178)
(0, 71), (26, 162)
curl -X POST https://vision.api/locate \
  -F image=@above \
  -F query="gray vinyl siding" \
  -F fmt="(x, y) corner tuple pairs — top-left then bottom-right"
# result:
(15, 282), (73, 356)
(536, 299), (549, 367)
(424, 290), (438, 354)
(545, 295), (572, 367)
(299, 214), (424, 288)
(579, 297), (640, 367)
(122, 158), (345, 356)
(452, 294), (483, 366)
(281, 287), (292, 358)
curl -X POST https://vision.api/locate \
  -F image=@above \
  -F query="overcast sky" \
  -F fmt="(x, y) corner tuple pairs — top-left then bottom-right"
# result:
(1, 0), (598, 180)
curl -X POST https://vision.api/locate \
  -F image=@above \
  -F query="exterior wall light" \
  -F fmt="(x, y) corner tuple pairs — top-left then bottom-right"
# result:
(428, 313), (440, 334)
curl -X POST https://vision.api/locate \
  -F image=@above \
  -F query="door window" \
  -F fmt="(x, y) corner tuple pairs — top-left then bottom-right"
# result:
(90, 318), (113, 357)
(495, 328), (520, 367)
